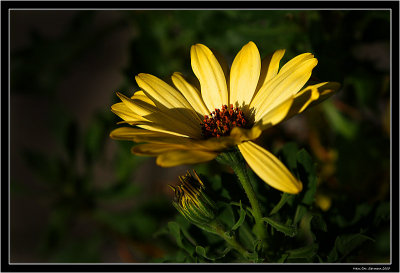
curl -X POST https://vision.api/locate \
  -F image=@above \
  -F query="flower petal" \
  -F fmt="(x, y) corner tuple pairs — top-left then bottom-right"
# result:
(131, 91), (156, 106)
(229, 126), (262, 142)
(195, 136), (239, 151)
(251, 54), (318, 121)
(136, 73), (192, 110)
(111, 102), (149, 122)
(191, 44), (228, 111)
(229, 41), (261, 108)
(284, 81), (341, 122)
(133, 132), (238, 152)
(109, 127), (139, 141)
(263, 49), (286, 85)
(238, 141), (303, 194)
(135, 73), (201, 133)
(110, 125), (239, 153)
(156, 150), (218, 167)
(109, 127), (188, 141)
(253, 96), (294, 131)
(303, 82), (341, 109)
(110, 124), (187, 139)
(137, 124), (192, 138)
(254, 49), (286, 96)
(278, 52), (314, 75)
(171, 72), (210, 117)
(132, 143), (187, 156)
(252, 82), (340, 133)
(116, 92), (200, 138)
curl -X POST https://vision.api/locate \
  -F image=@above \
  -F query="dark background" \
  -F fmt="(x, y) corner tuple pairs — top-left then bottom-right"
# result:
(10, 10), (391, 263)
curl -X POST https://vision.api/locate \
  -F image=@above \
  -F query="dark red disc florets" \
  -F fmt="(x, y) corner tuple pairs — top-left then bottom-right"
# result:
(201, 104), (249, 138)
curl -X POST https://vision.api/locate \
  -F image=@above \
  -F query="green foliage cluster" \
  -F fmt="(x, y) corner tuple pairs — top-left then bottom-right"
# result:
(155, 145), (385, 263)
(11, 10), (390, 263)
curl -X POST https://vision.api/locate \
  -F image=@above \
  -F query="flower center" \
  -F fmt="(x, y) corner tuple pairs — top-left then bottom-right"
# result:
(201, 104), (249, 138)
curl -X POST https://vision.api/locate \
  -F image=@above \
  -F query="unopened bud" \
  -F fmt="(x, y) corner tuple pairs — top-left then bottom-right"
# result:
(169, 170), (216, 228)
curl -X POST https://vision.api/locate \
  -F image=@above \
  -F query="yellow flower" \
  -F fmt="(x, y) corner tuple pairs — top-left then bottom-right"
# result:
(110, 42), (340, 194)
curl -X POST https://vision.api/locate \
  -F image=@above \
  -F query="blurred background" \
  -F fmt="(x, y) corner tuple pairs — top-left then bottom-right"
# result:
(10, 10), (390, 263)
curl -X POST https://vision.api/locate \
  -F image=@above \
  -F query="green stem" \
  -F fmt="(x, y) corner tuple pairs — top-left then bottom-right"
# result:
(211, 221), (252, 260)
(217, 149), (267, 243)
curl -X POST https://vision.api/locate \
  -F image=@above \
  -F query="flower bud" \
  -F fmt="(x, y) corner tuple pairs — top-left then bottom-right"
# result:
(169, 170), (217, 227)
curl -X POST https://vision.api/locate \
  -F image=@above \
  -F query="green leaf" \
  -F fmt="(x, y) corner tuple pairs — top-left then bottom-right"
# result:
(262, 217), (297, 237)
(296, 148), (316, 177)
(217, 203), (236, 228)
(286, 243), (318, 261)
(298, 212), (316, 243)
(294, 205), (307, 225)
(327, 246), (339, 262)
(277, 253), (289, 263)
(311, 213), (328, 232)
(293, 149), (318, 224)
(167, 221), (195, 256)
(269, 193), (295, 215)
(195, 246), (231, 261)
(351, 203), (373, 225)
(335, 203), (373, 228)
(195, 245), (208, 259)
(279, 142), (299, 171)
(231, 201), (246, 231)
(323, 101), (358, 139)
(327, 233), (374, 262)
(297, 150), (317, 201)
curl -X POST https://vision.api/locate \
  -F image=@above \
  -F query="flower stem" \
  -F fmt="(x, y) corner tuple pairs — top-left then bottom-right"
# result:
(217, 149), (267, 243)
(210, 220), (252, 260)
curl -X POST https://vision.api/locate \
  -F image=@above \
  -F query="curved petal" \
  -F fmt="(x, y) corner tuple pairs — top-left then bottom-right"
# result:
(156, 150), (219, 167)
(229, 41), (261, 108)
(253, 95), (294, 132)
(133, 132), (238, 153)
(135, 73), (201, 133)
(131, 90), (156, 106)
(211, 48), (230, 89)
(132, 143), (187, 156)
(109, 127), (189, 142)
(191, 44), (228, 111)
(111, 102), (149, 122)
(135, 73), (192, 110)
(195, 136), (239, 151)
(171, 72), (210, 117)
(278, 52), (314, 75)
(254, 49), (286, 100)
(110, 126), (239, 153)
(263, 49), (286, 85)
(303, 82), (341, 110)
(251, 55), (318, 121)
(229, 126), (262, 142)
(116, 92), (200, 138)
(252, 82), (340, 132)
(137, 124), (193, 138)
(116, 92), (155, 117)
(283, 81), (341, 123)
(238, 141), (303, 194)
(110, 127), (139, 141)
